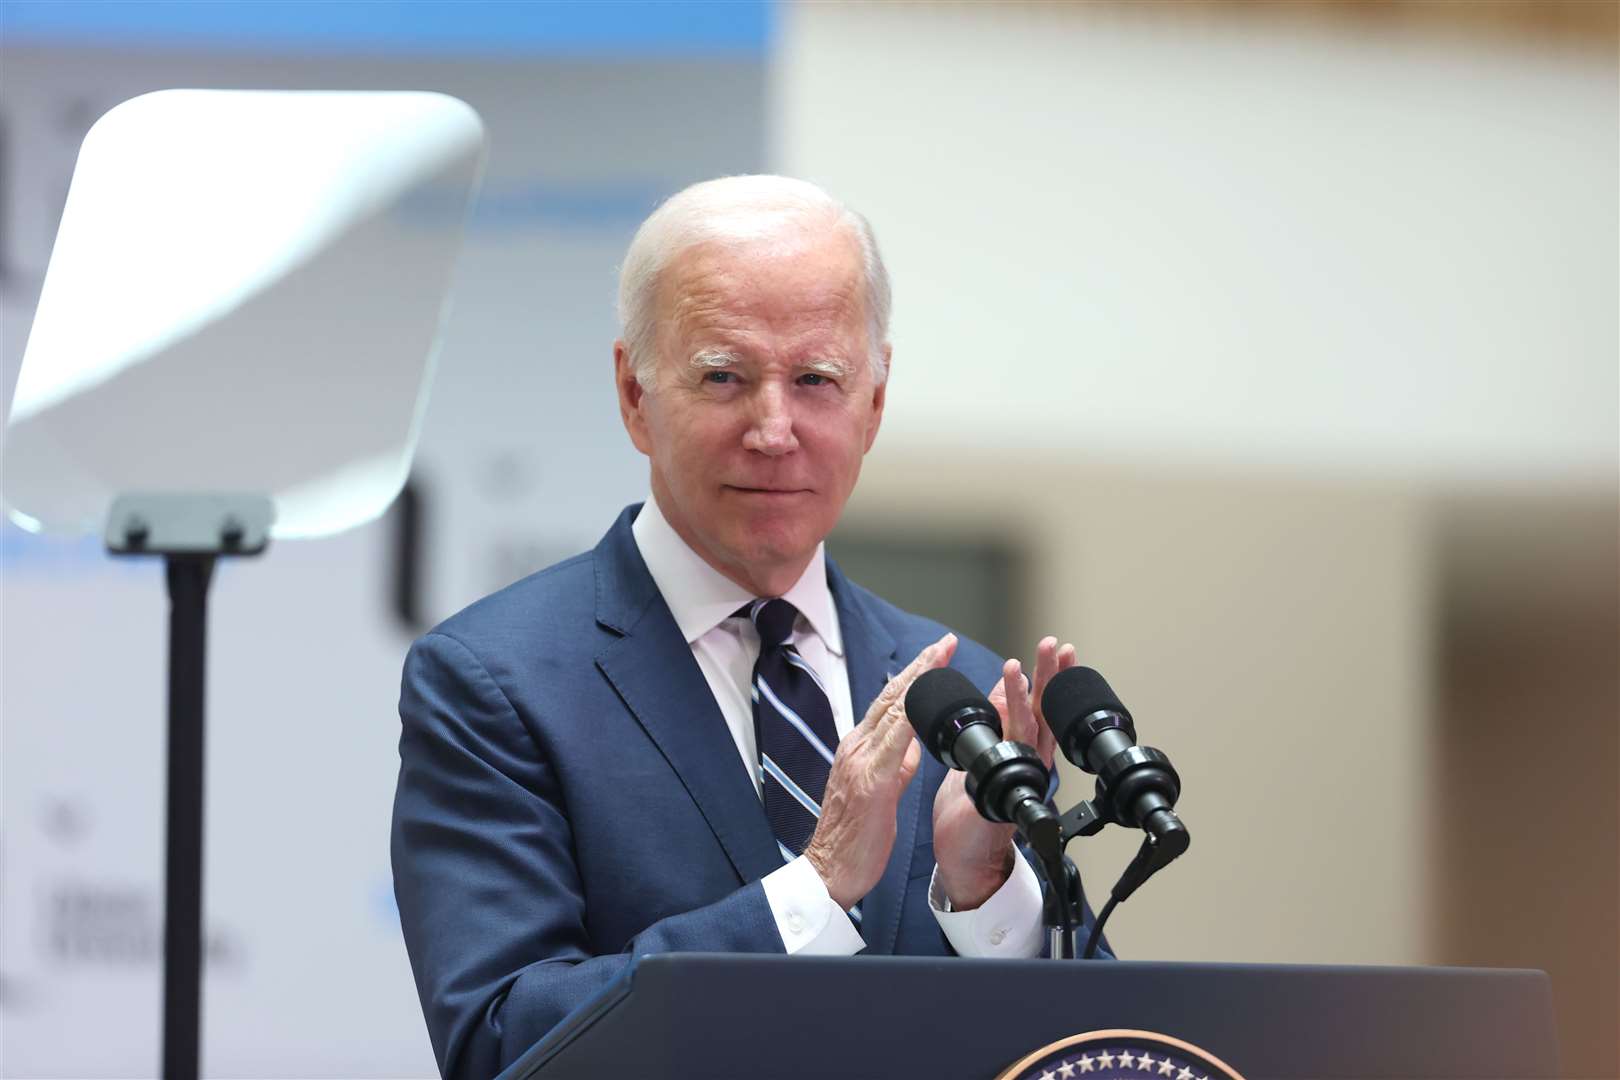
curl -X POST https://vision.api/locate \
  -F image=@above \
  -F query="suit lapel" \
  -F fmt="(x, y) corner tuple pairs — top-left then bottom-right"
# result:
(589, 513), (927, 945)
(828, 560), (918, 955)
(593, 508), (782, 887)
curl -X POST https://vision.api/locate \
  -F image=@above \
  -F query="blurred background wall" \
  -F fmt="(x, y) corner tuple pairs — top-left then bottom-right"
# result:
(778, 4), (1618, 1075)
(1, 2), (1615, 1077)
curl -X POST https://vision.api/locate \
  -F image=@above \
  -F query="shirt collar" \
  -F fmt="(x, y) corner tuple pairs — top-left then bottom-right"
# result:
(631, 495), (844, 657)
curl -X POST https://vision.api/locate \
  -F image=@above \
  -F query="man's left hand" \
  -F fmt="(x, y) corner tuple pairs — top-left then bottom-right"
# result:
(931, 636), (1076, 910)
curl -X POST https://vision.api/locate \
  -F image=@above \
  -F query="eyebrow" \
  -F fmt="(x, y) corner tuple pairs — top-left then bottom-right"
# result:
(686, 350), (854, 379)
(804, 357), (854, 378)
(688, 348), (738, 370)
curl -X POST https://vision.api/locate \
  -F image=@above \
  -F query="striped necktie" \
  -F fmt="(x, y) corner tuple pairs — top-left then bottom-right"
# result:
(742, 598), (840, 864)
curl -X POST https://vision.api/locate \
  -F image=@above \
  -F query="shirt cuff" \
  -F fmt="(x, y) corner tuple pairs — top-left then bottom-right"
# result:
(760, 855), (866, 956)
(928, 849), (1044, 958)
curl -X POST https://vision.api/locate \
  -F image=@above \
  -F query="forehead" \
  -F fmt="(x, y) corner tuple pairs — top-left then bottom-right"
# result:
(656, 228), (868, 351)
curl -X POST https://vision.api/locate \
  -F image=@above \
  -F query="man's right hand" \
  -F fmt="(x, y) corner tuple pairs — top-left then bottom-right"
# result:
(803, 633), (957, 910)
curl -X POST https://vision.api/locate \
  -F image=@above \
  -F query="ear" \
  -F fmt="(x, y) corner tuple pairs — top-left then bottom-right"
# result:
(863, 345), (891, 453)
(614, 341), (654, 457)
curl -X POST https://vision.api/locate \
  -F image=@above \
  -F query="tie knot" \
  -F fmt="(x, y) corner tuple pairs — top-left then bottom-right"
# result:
(741, 597), (798, 651)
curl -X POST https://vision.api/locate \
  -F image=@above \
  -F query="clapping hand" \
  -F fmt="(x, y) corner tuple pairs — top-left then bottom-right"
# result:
(805, 633), (957, 910)
(930, 636), (1076, 910)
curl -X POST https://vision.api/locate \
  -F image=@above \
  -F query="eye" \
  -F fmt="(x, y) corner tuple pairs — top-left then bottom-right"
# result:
(703, 370), (736, 384)
(799, 372), (832, 387)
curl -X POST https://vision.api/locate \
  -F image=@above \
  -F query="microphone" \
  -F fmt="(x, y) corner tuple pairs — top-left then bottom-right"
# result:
(1040, 666), (1185, 846)
(905, 668), (1060, 859)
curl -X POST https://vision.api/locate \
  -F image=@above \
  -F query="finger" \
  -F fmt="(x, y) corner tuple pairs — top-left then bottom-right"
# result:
(878, 633), (957, 737)
(1036, 642), (1077, 766)
(874, 711), (919, 773)
(872, 633), (957, 765)
(860, 632), (955, 731)
(900, 738), (922, 785)
(1001, 658), (1037, 746)
(1031, 637), (1058, 718)
(1031, 637), (1060, 736)
(986, 673), (1009, 714)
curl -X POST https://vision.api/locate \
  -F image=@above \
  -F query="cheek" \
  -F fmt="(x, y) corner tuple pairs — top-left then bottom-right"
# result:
(655, 409), (739, 480)
(802, 409), (870, 467)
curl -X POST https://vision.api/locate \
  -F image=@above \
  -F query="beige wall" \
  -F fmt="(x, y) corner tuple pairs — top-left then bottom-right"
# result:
(844, 457), (1619, 1072)
(845, 455), (1431, 964)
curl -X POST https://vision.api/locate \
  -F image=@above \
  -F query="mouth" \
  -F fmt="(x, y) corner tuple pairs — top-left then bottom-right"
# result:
(725, 485), (811, 497)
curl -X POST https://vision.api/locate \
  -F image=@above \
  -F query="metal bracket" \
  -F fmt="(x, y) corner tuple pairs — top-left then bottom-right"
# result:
(105, 494), (274, 556)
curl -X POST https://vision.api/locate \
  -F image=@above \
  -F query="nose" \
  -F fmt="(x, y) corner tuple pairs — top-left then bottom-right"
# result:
(741, 383), (799, 456)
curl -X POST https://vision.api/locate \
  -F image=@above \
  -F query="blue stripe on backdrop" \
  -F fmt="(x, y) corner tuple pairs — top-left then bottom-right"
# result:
(0, 1), (773, 57)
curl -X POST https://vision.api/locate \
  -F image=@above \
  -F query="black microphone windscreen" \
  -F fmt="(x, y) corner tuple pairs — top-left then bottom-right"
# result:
(904, 667), (993, 751)
(1041, 666), (1130, 745)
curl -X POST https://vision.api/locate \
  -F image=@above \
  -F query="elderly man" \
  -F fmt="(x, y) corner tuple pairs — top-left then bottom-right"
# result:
(391, 176), (1102, 1079)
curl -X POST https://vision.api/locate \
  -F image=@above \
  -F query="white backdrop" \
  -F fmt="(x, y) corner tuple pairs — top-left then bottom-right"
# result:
(776, 4), (1618, 486)
(0, 42), (765, 1078)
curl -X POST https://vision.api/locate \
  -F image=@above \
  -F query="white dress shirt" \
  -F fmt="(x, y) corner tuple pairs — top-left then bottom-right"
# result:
(632, 496), (1043, 958)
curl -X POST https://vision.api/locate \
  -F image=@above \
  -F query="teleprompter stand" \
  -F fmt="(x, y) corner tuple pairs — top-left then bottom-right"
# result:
(3, 89), (485, 1080)
(105, 494), (273, 1080)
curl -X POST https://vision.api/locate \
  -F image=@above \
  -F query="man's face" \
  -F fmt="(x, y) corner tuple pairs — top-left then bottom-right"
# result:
(615, 226), (887, 596)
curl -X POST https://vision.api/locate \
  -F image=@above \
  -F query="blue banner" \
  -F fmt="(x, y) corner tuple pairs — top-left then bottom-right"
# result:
(1, 0), (773, 57)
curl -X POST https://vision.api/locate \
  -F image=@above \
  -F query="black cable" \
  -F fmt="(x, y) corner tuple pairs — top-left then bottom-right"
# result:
(1083, 893), (1118, 959)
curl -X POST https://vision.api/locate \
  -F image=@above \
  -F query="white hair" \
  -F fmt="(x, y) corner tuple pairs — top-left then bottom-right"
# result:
(616, 175), (892, 388)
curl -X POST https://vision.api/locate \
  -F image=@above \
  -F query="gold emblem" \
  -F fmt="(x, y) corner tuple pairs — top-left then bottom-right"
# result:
(997, 1028), (1246, 1080)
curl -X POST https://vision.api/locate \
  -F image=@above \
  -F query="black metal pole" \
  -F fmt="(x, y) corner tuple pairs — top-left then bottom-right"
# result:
(163, 554), (214, 1080)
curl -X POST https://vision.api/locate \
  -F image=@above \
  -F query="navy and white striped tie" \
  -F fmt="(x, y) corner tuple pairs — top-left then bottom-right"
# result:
(742, 598), (840, 865)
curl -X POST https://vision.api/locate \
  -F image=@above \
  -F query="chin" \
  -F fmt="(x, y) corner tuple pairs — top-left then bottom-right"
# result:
(727, 523), (823, 577)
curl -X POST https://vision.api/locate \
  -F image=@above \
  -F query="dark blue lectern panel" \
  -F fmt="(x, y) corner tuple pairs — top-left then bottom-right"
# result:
(498, 955), (1556, 1080)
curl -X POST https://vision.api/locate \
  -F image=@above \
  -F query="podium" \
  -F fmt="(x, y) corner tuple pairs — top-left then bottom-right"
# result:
(496, 954), (1556, 1080)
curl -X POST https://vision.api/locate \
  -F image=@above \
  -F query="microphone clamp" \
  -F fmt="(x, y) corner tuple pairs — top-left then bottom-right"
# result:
(1094, 744), (1180, 831)
(962, 739), (1043, 820)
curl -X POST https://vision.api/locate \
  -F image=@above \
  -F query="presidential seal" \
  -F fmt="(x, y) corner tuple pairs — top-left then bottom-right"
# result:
(997, 1029), (1245, 1080)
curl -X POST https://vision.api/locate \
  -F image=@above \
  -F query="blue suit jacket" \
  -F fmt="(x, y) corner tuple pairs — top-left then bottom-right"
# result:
(392, 507), (1042, 1077)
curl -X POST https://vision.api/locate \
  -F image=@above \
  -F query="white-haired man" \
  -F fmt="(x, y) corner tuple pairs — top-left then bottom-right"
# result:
(392, 176), (1104, 1080)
